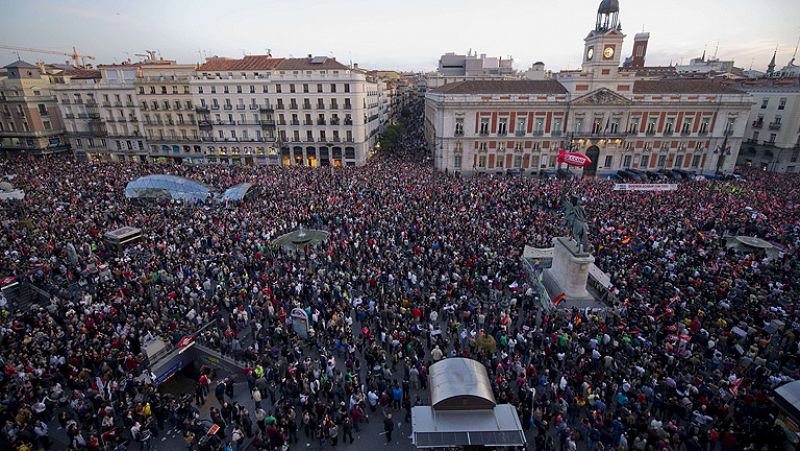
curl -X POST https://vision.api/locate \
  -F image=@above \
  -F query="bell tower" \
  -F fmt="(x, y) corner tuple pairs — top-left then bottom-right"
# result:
(583, 0), (626, 74)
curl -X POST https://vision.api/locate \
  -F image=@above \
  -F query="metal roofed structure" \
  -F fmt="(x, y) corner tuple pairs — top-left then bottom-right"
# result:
(124, 175), (213, 202)
(220, 183), (254, 202)
(412, 357), (525, 448)
(411, 404), (526, 448)
(428, 358), (496, 410)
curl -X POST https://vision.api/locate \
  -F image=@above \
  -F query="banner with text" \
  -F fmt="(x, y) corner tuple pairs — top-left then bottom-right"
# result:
(613, 183), (678, 191)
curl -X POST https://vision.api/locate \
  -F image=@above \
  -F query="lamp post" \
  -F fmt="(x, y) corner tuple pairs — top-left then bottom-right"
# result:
(714, 131), (731, 176)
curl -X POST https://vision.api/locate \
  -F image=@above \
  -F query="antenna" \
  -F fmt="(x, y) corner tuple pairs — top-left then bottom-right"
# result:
(15, 51), (21, 60)
(793, 32), (800, 61)
(713, 41), (719, 59)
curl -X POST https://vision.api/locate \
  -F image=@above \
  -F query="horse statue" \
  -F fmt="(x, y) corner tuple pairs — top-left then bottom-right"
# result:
(561, 193), (590, 254)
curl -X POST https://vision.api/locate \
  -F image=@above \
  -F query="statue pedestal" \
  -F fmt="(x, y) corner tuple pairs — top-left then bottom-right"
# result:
(543, 237), (595, 306)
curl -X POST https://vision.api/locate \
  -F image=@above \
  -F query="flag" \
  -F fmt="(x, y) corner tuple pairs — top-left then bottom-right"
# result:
(553, 293), (566, 307)
(574, 313), (582, 326)
(620, 236), (632, 245)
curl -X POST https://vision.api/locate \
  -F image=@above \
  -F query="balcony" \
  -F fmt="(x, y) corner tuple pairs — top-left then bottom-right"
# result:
(260, 105), (274, 113)
(551, 130), (562, 137)
(344, 119), (353, 126)
(768, 122), (781, 131)
(514, 130), (525, 137)
(249, 104), (259, 110)
(455, 130), (465, 137)
(290, 120), (300, 126)
(303, 120), (313, 126)
(663, 129), (674, 136)
(752, 121), (763, 129)
(532, 130), (544, 136)
(223, 105), (233, 111)
(698, 129), (708, 136)
(330, 118), (340, 125)
(680, 129), (691, 136)
(303, 104), (312, 110)
(141, 104), (149, 111)
(645, 129), (656, 136)
(261, 120), (276, 128)
(329, 104), (338, 110)
(724, 129), (735, 136)
(289, 104), (298, 110)
(198, 120), (213, 129)
(479, 131), (489, 136)
(317, 119), (326, 125)
(343, 104), (352, 110)
(210, 105), (220, 110)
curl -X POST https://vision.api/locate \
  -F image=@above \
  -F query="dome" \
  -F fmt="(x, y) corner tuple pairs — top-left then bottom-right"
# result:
(598, 0), (620, 14)
(124, 175), (212, 202)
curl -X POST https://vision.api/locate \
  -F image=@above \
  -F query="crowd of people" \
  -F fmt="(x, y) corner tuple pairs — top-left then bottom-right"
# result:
(1, 101), (799, 451)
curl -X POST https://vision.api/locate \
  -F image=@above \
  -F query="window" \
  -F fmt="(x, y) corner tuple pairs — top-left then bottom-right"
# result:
(692, 155), (701, 168)
(629, 120), (639, 134)
(774, 115), (782, 125)
(198, 86), (204, 94)
(778, 98), (786, 110)
(699, 118), (710, 134)
(236, 86), (242, 94)
(303, 84), (309, 93)
(454, 154), (462, 168)
(769, 133), (776, 143)
(664, 118), (675, 134)
(478, 155), (487, 168)
(316, 84), (323, 93)
(534, 118), (544, 134)
(603, 155), (612, 168)
(640, 155), (649, 167)
(675, 155), (684, 168)
(622, 155), (632, 168)
(344, 84), (350, 93)
(761, 98), (768, 109)
(276, 84), (282, 93)
(574, 118), (583, 133)
(657, 155), (666, 168)
(516, 118), (526, 135)
(495, 154), (504, 168)
(249, 85), (255, 93)
(792, 151), (799, 163)
(610, 119), (620, 133)
(37, 104), (48, 116)
(289, 84), (296, 93)
(497, 118), (508, 135)
(330, 84), (337, 93)
(646, 117), (657, 134)
(211, 86), (217, 94)
(138, 87), (145, 94)
(752, 131), (759, 141)
(454, 118), (464, 136)
(514, 155), (522, 168)
(479, 117), (490, 135)
(553, 118), (562, 133)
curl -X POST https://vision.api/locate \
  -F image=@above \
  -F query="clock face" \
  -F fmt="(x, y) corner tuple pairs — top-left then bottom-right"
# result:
(603, 46), (615, 59)
(587, 48), (594, 60)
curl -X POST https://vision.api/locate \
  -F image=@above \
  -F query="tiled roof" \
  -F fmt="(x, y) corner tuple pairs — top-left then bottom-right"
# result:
(632, 80), (745, 94)
(66, 68), (101, 79)
(274, 57), (349, 71)
(430, 80), (568, 95)
(197, 55), (349, 72)
(198, 55), (285, 71)
(4, 60), (38, 69)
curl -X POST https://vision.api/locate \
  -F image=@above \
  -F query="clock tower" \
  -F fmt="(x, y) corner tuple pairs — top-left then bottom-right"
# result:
(582, 0), (626, 74)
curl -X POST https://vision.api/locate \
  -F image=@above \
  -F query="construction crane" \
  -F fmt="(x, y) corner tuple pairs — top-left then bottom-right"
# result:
(0, 44), (96, 67)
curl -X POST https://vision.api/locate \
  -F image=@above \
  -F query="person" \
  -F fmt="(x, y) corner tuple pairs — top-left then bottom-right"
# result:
(215, 380), (227, 406)
(383, 413), (394, 443)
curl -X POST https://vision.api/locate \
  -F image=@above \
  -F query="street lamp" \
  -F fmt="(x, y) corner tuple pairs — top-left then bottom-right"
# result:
(714, 132), (731, 176)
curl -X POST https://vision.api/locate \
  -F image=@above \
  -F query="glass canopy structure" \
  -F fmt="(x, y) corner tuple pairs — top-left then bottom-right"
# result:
(124, 175), (213, 202)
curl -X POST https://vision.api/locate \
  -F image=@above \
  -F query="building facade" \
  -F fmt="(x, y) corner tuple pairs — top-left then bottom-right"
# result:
(137, 62), (200, 163)
(192, 55), (378, 166)
(425, 0), (752, 177)
(735, 78), (800, 172)
(57, 65), (147, 162)
(0, 61), (69, 157)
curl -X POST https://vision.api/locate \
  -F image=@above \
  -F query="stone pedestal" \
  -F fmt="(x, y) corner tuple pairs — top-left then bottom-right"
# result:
(543, 237), (595, 305)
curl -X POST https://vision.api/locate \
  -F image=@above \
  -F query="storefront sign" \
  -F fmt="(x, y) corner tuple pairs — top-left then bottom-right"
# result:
(291, 308), (310, 339)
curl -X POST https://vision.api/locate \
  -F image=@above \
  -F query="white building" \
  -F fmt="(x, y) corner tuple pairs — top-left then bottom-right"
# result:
(735, 78), (800, 172)
(193, 55), (379, 166)
(56, 65), (147, 161)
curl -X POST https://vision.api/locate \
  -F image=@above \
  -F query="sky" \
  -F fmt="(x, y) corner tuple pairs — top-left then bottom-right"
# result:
(1, 0), (798, 73)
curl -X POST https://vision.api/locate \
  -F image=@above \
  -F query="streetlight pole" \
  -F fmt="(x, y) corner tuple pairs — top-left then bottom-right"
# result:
(715, 131), (730, 176)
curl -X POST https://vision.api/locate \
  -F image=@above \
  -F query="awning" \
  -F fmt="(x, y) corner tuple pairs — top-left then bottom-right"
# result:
(411, 405), (525, 448)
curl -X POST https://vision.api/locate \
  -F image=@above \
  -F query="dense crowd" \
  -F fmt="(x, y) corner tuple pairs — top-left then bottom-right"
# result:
(1, 102), (799, 451)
